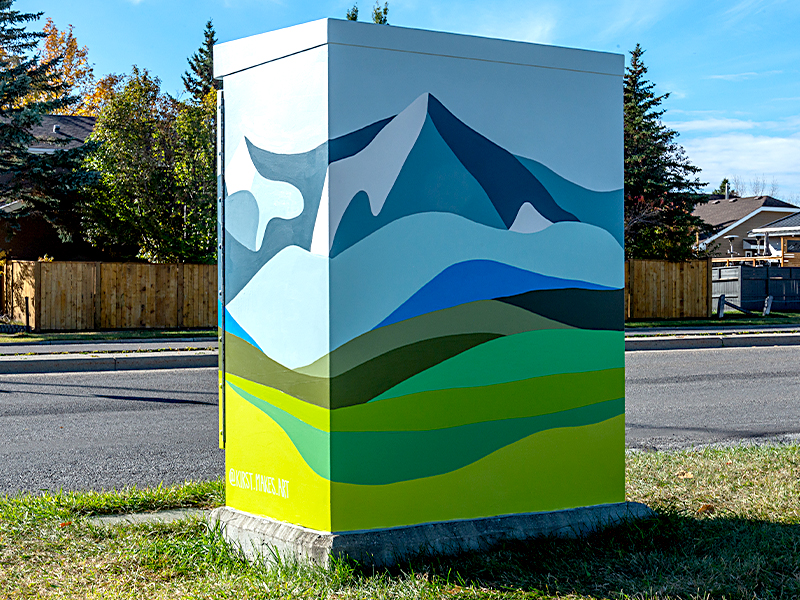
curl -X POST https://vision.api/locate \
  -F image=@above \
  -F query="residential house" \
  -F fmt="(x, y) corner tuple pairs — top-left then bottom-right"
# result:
(749, 213), (800, 266)
(0, 115), (97, 261)
(694, 195), (800, 258)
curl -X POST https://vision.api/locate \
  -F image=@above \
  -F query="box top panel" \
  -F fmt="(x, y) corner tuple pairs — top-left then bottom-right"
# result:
(214, 18), (623, 80)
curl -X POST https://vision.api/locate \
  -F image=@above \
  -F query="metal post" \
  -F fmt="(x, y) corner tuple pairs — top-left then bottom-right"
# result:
(216, 86), (226, 449)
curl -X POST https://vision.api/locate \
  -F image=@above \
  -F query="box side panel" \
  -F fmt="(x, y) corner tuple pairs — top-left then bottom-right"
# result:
(325, 43), (625, 532)
(221, 46), (331, 531)
(326, 18), (624, 77)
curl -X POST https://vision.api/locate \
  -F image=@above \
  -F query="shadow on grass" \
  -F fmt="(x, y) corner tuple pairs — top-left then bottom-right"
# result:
(364, 512), (800, 599)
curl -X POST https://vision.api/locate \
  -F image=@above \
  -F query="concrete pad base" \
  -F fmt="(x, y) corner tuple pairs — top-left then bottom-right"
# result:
(210, 502), (654, 567)
(88, 508), (209, 527)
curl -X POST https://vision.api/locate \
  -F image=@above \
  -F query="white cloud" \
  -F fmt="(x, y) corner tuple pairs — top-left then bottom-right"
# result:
(432, 6), (558, 45)
(596, 0), (672, 38)
(669, 115), (800, 136)
(667, 118), (759, 132)
(707, 70), (781, 81)
(683, 132), (800, 199)
(708, 72), (759, 81)
(721, 0), (781, 26)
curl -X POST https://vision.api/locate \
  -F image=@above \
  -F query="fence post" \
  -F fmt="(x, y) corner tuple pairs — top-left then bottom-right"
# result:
(706, 257), (712, 317)
(33, 261), (42, 332)
(93, 262), (102, 330)
(176, 263), (185, 329)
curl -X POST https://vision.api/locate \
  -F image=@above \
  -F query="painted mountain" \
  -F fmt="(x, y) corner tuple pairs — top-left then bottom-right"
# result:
(223, 93), (625, 533)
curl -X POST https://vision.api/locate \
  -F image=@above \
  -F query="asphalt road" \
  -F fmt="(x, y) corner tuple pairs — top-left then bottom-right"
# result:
(1, 346), (799, 494)
(0, 368), (222, 494)
(626, 345), (800, 450)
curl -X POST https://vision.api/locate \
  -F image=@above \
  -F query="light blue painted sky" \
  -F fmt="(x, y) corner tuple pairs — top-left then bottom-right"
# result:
(16, 0), (800, 199)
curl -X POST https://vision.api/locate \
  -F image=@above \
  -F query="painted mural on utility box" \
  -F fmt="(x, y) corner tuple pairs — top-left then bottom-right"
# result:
(216, 20), (625, 534)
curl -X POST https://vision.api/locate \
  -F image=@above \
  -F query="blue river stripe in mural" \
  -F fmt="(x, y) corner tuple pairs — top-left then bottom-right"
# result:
(375, 259), (614, 330)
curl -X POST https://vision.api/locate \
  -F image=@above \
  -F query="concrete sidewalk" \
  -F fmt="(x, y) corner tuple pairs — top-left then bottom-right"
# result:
(625, 324), (800, 351)
(2, 326), (800, 374)
(0, 337), (218, 374)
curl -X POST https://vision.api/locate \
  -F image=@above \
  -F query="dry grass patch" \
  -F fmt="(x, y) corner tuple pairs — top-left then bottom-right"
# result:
(0, 446), (798, 598)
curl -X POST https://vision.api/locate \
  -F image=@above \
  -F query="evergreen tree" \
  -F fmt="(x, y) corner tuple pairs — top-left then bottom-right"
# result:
(712, 177), (738, 197)
(0, 0), (88, 246)
(346, 4), (358, 20)
(182, 19), (216, 104)
(0, 0), (43, 54)
(372, 1), (389, 24)
(624, 44), (706, 261)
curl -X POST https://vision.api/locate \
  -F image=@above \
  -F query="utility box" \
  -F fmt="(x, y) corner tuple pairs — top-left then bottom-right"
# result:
(213, 18), (626, 560)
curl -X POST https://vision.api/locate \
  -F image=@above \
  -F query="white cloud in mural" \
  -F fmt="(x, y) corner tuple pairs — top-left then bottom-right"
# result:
(250, 177), (304, 251)
(225, 137), (305, 252)
(225, 139), (256, 194)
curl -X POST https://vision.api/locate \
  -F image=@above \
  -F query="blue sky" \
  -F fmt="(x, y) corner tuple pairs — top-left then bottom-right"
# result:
(16, 0), (800, 200)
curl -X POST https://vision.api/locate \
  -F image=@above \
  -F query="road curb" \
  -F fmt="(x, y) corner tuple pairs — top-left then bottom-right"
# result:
(4, 334), (800, 371)
(625, 333), (800, 351)
(0, 336), (217, 348)
(0, 350), (218, 374)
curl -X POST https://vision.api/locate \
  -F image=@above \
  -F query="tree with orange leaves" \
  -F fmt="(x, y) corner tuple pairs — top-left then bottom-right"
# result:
(37, 18), (95, 115)
(80, 72), (124, 116)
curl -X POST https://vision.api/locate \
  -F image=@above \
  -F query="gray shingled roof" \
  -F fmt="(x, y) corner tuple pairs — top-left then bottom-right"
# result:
(750, 211), (800, 232)
(27, 115), (96, 152)
(694, 195), (799, 243)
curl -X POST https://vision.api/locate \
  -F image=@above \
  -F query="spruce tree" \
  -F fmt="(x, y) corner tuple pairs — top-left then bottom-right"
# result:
(182, 20), (216, 104)
(372, 1), (389, 24)
(624, 44), (706, 261)
(0, 0), (81, 215)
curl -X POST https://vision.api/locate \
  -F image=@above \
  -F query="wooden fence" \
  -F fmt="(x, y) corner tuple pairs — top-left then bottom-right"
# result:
(625, 259), (712, 319)
(2, 260), (217, 331)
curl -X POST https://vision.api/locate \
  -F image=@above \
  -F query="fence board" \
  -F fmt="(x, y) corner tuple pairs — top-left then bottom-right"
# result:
(626, 259), (712, 319)
(6, 260), (216, 331)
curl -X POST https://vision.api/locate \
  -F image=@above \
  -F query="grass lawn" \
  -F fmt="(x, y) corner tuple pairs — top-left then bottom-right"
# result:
(0, 329), (217, 344)
(1, 445), (798, 598)
(626, 311), (800, 329)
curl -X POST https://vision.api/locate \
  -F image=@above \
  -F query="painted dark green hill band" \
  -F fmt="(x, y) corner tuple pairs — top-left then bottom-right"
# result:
(372, 329), (624, 401)
(226, 330), (502, 408)
(498, 288), (624, 331)
(228, 378), (622, 485)
(299, 299), (573, 378)
(226, 325), (624, 409)
(329, 332), (500, 408)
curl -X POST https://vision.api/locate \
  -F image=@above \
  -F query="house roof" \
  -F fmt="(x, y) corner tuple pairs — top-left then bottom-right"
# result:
(750, 212), (800, 234)
(694, 195), (799, 233)
(26, 115), (96, 153)
(0, 115), (96, 214)
(694, 195), (800, 249)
